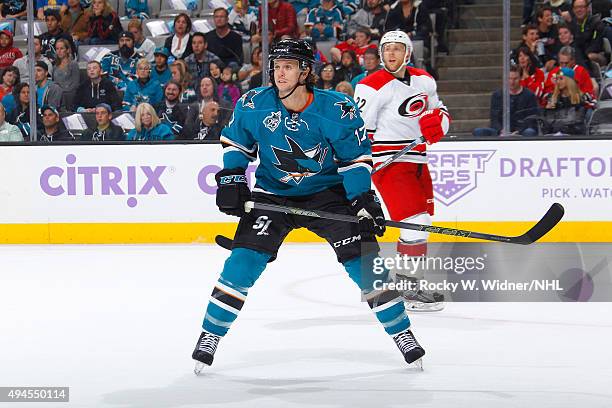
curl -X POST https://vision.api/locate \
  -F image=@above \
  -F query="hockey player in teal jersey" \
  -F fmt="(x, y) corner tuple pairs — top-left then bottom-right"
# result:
(192, 39), (425, 373)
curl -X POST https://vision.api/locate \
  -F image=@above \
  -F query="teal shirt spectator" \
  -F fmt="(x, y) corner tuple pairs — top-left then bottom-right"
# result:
(123, 78), (163, 111)
(125, 0), (150, 19)
(126, 123), (175, 141)
(150, 66), (171, 89)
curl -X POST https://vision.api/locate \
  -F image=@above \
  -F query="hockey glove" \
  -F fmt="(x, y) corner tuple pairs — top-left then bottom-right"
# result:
(350, 190), (386, 237)
(418, 109), (445, 145)
(215, 168), (251, 217)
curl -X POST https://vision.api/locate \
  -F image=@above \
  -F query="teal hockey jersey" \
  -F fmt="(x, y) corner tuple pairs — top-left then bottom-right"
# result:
(220, 86), (372, 200)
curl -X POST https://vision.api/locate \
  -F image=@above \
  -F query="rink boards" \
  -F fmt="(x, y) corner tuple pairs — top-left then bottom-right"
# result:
(0, 139), (611, 243)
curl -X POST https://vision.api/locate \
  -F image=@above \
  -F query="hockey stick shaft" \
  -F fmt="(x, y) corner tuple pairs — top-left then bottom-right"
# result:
(371, 136), (426, 174)
(244, 201), (564, 245)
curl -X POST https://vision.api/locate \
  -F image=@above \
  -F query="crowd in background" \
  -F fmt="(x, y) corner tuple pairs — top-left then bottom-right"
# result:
(0, 0), (610, 141)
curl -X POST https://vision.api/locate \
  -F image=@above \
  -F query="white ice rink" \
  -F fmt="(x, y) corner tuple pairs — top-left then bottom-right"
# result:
(1, 243), (612, 408)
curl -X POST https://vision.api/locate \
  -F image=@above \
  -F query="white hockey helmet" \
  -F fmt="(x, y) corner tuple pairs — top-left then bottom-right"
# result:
(379, 30), (413, 74)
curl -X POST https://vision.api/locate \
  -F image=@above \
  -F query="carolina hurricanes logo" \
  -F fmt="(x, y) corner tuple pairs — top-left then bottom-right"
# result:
(398, 93), (429, 118)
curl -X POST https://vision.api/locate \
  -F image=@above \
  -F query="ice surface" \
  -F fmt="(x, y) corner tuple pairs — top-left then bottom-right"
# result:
(1, 244), (611, 408)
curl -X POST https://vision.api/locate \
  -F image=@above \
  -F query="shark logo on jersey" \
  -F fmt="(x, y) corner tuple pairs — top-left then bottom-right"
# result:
(334, 99), (357, 120)
(240, 89), (260, 109)
(272, 136), (328, 184)
(284, 113), (310, 132)
(263, 111), (281, 132)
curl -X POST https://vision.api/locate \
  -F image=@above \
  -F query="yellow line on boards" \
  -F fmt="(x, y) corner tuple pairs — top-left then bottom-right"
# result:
(0, 222), (610, 244)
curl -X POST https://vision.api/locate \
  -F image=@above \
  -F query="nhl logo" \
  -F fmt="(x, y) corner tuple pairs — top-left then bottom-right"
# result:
(428, 150), (495, 206)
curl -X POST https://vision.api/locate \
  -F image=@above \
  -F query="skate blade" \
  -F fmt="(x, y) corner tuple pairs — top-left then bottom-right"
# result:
(405, 301), (445, 312)
(413, 358), (424, 371)
(194, 362), (207, 375)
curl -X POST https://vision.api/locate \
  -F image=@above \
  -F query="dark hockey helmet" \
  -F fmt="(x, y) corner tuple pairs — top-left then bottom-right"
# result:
(268, 39), (315, 77)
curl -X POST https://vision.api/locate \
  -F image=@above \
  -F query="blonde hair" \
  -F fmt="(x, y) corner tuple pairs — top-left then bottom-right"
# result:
(127, 18), (143, 32)
(335, 81), (354, 97)
(551, 75), (582, 106)
(134, 103), (160, 132)
(137, 58), (151, 70)
(170, 60), (192, 90)
(90, 0), (113, 15)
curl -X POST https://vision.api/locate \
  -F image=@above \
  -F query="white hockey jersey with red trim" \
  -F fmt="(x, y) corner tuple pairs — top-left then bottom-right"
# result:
(354, 67), (450, 165)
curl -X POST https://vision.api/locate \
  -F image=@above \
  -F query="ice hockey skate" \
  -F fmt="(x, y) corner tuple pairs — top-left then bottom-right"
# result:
(192, 331), (220, 375)
(393, 329), (425, 370)
(396, 274), (445, 312)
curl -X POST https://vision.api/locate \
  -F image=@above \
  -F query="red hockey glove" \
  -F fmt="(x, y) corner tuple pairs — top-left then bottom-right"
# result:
(419, 109), (445, 145)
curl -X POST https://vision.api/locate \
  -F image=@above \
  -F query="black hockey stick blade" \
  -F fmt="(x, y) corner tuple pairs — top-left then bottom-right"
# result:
(214, 235), (233, 250)
(508, 202), (565, 245)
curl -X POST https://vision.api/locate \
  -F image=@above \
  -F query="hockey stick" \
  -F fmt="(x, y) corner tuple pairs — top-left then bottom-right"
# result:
(371, 136), (426, 174)
(243, 201), (564, 245)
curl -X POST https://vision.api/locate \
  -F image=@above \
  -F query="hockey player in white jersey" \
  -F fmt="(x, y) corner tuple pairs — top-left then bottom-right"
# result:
(354, 30), (451, 311)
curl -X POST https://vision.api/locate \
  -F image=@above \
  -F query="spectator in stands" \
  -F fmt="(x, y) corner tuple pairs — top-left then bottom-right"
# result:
(154, 80), (187, 137)
(287, 0), (319, 16)
(151, 47), (172, 89)
(473, 65), (539, 137)
(38, 104), (75, 142)
(511, 24), (544, 67)
(180, 100), (221, 140)
(516, 47), (546, 105)
(80, 103), (125, 141)
(0, 0), (27, 19)
(384, 0), (432, 47)
(129, 19), (155, 63)
(316, 62), (337, 90)
(229, 0), (259, 42)
(0, 67), (19, 103)
(0, 103), (23, 142)
(567, 0), (606, 66)
(61, 0), (89, 44)
(194, 76), (232, 127)
(36, 0), (68, 21)
(170, 60), (197, 103)
(206, 8), (244, 69)
(304, 0), (344, 41)
(101, 31), (142, 91)
(542, 67), (590, 134)
(330, 28), (377, 65)
(123, 58), (163, 111)
(125, 0), (150, 19)
(86, 0), (122, 45)
(334, 50), (363, 84)
(0, 30), (24, 70)
(40, 9), (77, 62)
(535, 5), (558, 71)
(209, 61), (223, 82)
(350, 47), (380, 88)
(335, 81), (354, 97)
(74, 60), (122, 112)
(14, 37), (54, 83)
(164, 13), (193, 60)
(35, 61), (63, 109)
(7, 83), (31, 139)
(218, 66), (241, 107)
(126, 102), (174, 140)
(548, 0), (572, 24)
(52, 38), (80, 110)
(554, 23), (589, 67)
(256, 0), (298, 41)
(545, 45), (596, 99)
(185, 32), (222, 86)
(238, 46), (262, 92)
(348, 0), (387, 39)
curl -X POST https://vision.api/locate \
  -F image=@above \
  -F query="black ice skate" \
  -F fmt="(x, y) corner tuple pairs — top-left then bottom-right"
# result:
(192, 331), (221, 375)
(398, 275), (445, 312)
(393, 329), (425, 370)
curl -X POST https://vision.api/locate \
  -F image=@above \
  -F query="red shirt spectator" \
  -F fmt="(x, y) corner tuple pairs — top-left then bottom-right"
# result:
(331, 28), (377, 66)
(521, 68), (545, 105)
(0, 30), (24, 69)
(544, 47), (595, 100)
(258, 0), (298, 40)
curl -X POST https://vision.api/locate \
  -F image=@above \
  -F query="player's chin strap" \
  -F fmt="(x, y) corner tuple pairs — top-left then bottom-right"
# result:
(384, 50), (411, 75)
(278, 71), (308, 100)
